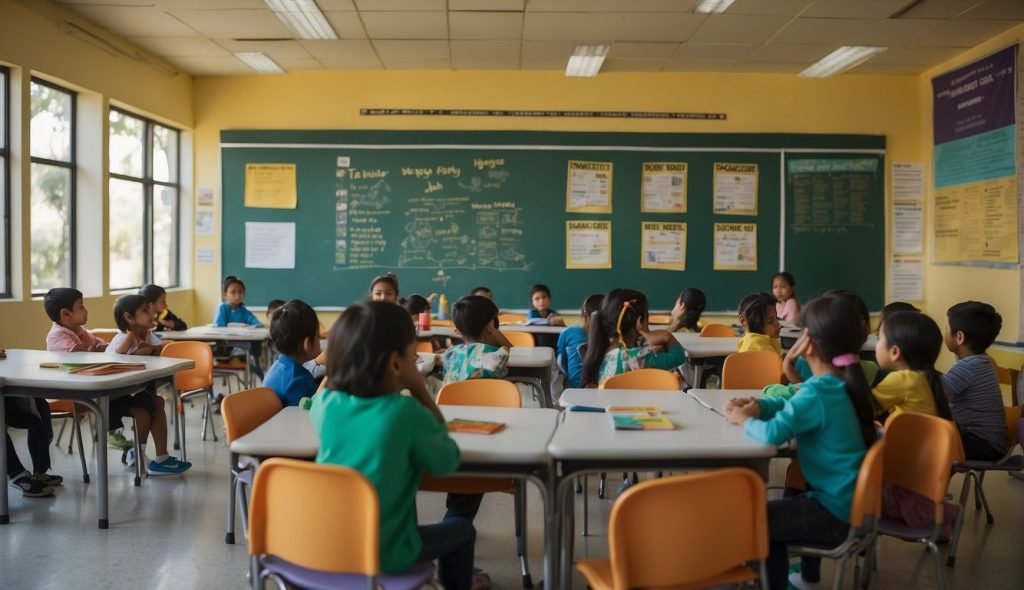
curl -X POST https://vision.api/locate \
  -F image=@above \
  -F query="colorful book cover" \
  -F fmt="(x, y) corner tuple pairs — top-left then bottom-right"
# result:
(446, 419), (506, 435)
(39, 362), (147, 376)
(606, 405), (662, 414)
(610, 409), (674, 431)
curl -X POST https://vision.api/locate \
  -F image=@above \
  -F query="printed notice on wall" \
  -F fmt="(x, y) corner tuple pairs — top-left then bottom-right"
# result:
(641, 162), (687, 212)
(892, 202), (924, 255)
(245, 222), (296, 269)
(934, 178), (1018, 263)
(890, 257), (924, 301)
(196, 247), (215, 265)
(244, 163), (297, 209)
(713, 163), (758, 215)
(566, 220), (612, 269)
(566, 160), (613, 213)
(713, 223), (758, 270)
(641, 222), (686, 271)
(195, 210), (215, 236)
(892, 162), (925, 200)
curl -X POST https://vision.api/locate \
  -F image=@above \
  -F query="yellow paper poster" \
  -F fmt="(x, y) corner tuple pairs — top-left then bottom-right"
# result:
(566, 220), (612, 269)
(713, 163), (758, 215)
(641, 222), (686, 271)
(933, 177), (1018, 263)
(713, 223), (757, 270)
(641, 162), (687, 213)
(566, 160), (613, 213)
(244, 163), (297, 209)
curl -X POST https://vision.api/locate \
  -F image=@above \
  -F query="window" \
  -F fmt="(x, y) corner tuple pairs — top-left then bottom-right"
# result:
(30, 79), (76, 293)
(108, 108), (180, 290)
(0, 66), (9, 297)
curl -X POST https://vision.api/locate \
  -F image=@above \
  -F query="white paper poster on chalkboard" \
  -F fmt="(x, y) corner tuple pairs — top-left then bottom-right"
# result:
(641, 222), (686, 271)
(566, 161), (613, 213)
(713, 163), (758, 215)
(566, 220), (612, 269)
(641, 162), (687, 213)
(245, 222), (295, 269)
(713, 223), (758, 270)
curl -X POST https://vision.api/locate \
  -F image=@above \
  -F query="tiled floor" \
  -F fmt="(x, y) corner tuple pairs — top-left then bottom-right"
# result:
(2, 407), (1023, 589)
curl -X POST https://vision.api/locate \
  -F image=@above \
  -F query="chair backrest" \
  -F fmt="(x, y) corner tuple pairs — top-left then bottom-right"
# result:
(603, 368), (680, 391)
(431, 319), (454, 327)
(498, 312), (526, 324)
(848, 440), (885, 528)
(883, 413), (960, 523)
(249, 458), (379, 576)
(721, 351), (783, 389)
(415, 341), (434, 354)
(436, 379), (521, 408)
(647, 314), (673, 325)
(160, 341), (214, 392)
(221, 387), (283, 443)
(1005, 406), (1023, 448)
(504, 331), (535, 347)
(89, 328), (119, 342)
(607, 469), (767, 589)
(700, 323), (735, 337)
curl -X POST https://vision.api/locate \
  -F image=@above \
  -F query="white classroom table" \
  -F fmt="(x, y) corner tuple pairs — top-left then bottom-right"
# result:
(228, 404), (560, 587)
(159, 325), (270, 388)
(685, 388), (763, 417)
(551, 388), (777, 587)
(0, 349), (194, 528)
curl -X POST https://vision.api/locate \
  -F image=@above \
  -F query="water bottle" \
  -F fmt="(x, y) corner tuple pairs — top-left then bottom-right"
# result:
(437, 294), (449, 321)
(418, 311), (431, 332)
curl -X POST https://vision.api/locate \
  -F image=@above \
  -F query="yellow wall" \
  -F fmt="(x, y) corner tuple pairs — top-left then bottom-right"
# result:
(0, 1), (193, 348)
(193, 70), (922, 326)
(918, 24), (1024, 371)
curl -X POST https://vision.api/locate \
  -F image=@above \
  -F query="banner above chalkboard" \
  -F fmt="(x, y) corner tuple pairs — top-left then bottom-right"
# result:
(360, 108), (727, 120)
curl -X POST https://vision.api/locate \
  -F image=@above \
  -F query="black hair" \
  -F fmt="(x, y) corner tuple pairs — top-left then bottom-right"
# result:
(269, 299), (320, 357)
(452, 295), (500, 341)
(402, 294), (431, 317)
(581, 289), (649, 387)
(738, 292), (776, 335)
(44, 287), (83, 323)
(530, 284), (551, 298)
(266, 299), (286, 320)
(771, 271), (797, 290)
(369, 273), (399, 296)
(798, 295), (878, 449)
(825, 289), (870, 341)
(947, 301), (1002, 354)
(471, 286), (492, 297)
(222, 275), (245, 293)
(879, 301), (919, 328)
(880, 310), (952, 420)
(113, 294), (150, 332)
(138, 284), (167, 303)
(677, 288), (706, 331)
(582, 293), (605, 317)
(324, 301), (415, 396)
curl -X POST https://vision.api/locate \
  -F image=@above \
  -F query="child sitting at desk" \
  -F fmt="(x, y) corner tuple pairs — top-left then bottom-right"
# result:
(310, 301), (475, 590)
(526, 284), (564, 326)
(108, 294), (191, 476)
(214, 276), (264, 327)
(44, 288), (109, 353)
(442, 295), (513, 387)
(771, 271), (800, 322)
(369, 273), (400, 304)
(264, 300), (321, 407)
(666, 287), (706, 333)
(580, 288), (684, 388)
(736, 292), (782, 354)
(140, 284), (187, 332)
(556, 293), (604, 389)
(872, 310), (952, 422)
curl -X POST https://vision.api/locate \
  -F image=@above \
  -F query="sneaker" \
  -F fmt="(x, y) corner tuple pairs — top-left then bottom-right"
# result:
(107, 430), (134, 451)
(32, 473), (63, 487)
(788, 572), (821, 590)
(147, 456), (192, 476)
(471, 568), (491, 590)
(9, 475), (55, 498)
(125, 448), (142, 469)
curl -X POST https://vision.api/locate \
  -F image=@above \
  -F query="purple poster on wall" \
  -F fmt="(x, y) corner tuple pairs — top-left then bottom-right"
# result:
(932, 44), (1017, 145)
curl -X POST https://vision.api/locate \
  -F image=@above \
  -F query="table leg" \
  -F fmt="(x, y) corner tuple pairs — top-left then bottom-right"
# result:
(692, 361), (703, 390)
(82, 397), (110, 529)
(542, 469), (557, 589)
(0, 394), (9, 524)
(558, 475), (577, 589)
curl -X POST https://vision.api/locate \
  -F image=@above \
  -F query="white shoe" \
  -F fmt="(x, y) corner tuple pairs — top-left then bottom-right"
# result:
(789, 572), (821, 590)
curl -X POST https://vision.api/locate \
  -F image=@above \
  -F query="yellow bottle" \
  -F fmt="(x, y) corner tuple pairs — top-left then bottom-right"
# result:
(437, 293), (449, 321)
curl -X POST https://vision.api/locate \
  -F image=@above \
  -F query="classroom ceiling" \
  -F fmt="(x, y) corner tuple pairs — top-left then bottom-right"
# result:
(51, 0), (1024, 76)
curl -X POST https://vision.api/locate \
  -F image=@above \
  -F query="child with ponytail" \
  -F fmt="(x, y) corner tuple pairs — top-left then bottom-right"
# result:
(725, 295), (876, 590)
(580, 289), (684, 388)
(872, 310), (952, 422)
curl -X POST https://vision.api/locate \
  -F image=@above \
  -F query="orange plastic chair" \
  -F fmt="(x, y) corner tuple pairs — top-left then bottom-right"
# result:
(647, 313), (673, 325)
(576, 468), (769, 590)
(721, 351), (784, 389)
(221, 387), (282, 545)
(416, 341), (434, 354)
(161, 340), (217, 459)
(499, 312), (527, 324)
(700, 323), (735, 337)
(789, 440), (886, 589)
(504, 331), (535, 347)
(432, 318), (454, 327)
(89, 328), (119, 342)
(426, 379), (533, 587)
(875, 413), (961, 589)
(602, 368), (679, 391)
(249, 458), (437, 589)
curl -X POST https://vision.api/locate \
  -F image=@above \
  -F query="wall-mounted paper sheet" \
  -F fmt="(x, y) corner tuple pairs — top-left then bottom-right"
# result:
(566, 220), (612, 268)
(245, 222), (295, 269)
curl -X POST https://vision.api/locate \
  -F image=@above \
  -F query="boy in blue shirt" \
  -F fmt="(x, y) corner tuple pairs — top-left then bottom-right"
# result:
(263, 299), (321, 407)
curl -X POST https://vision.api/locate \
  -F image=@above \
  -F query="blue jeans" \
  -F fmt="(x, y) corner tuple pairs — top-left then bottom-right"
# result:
(767, 494), (849, 589)
(418, 516), (476, 590)
(445, 492), (484, 521)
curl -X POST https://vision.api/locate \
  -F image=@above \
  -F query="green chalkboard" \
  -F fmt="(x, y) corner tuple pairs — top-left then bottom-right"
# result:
(221, 130), (885, 312)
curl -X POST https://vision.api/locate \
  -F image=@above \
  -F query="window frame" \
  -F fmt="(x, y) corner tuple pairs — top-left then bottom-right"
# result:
(0, 66), (10, 298)
(108, 107), (181, 290)
(29, 77), (77, 294)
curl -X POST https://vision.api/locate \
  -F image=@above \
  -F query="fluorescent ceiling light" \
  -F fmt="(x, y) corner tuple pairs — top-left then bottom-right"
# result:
(799, 46), (887, 78)
(566, 45), (610, 77)
(694, 0), (736, 14)
(265, 0), (337, 40)
(235, 52), (285, 74)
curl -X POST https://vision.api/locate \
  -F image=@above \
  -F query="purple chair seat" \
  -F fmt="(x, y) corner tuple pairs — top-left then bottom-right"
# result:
(953, 456), (1024, 472)
(262, 556), (435, 590)
(878, 518), (932, 540)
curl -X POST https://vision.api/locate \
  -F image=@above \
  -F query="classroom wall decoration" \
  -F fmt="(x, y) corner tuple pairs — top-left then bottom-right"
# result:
(222, 130), (885, 310)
